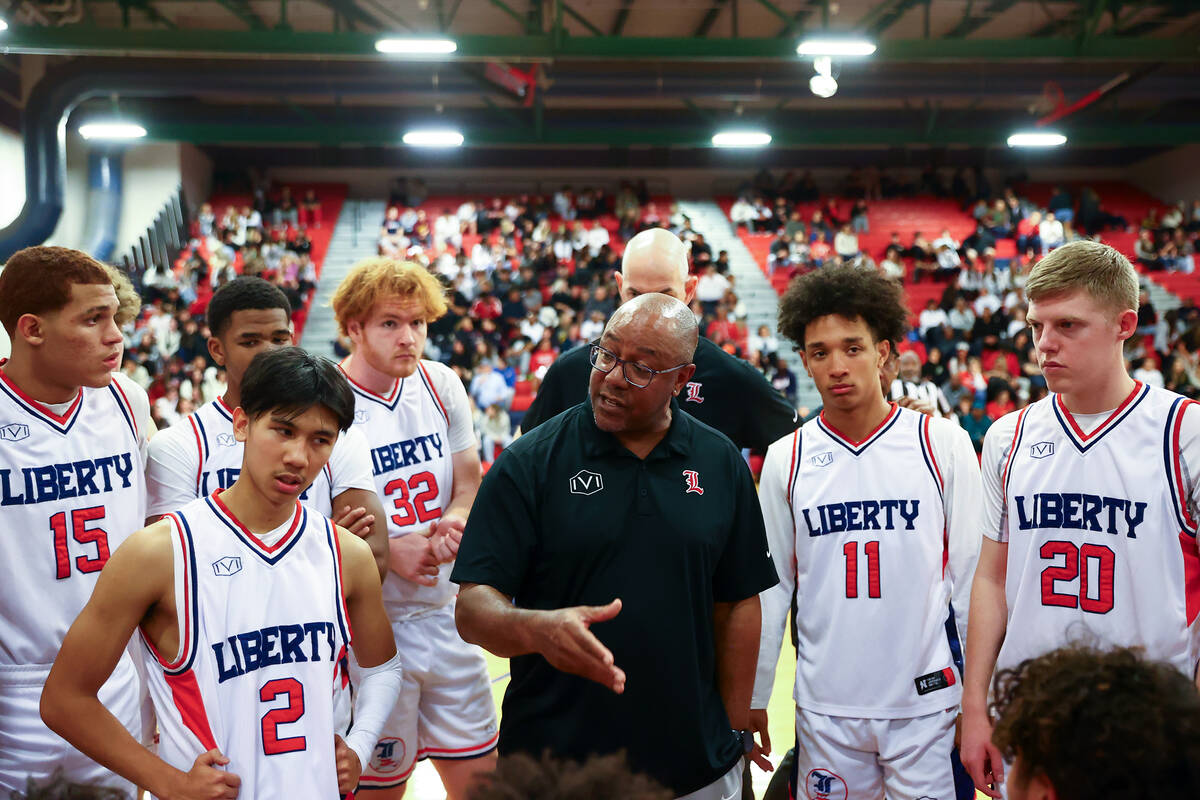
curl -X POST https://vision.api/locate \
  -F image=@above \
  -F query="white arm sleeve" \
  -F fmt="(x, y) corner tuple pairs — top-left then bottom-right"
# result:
(980, 411), (1020, 544)
(427, 361), (478, 454)
(327, 426), (378, 496)
(929, 417), (984, 649)
(145, 420), (201, 518)
(752, 434), (799, 709)
(344, 651), (404, 771)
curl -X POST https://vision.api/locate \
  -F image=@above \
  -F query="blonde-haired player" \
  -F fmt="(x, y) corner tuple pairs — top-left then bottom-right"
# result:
(332, 258), (497, 798)
(961, 240), (1200, 795)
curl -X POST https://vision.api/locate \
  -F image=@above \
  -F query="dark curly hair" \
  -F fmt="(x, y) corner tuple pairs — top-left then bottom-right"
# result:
(991, 644), (1200, 799)
(776, 265), (909, 350)
(8, 770), (128, 799)
(467, 752), (672, 800)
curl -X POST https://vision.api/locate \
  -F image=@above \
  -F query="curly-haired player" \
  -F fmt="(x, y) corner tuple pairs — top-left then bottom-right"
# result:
(990, 644), (1200, 799)
(467, 753), (671, 800)
(753, 265), (982, 798)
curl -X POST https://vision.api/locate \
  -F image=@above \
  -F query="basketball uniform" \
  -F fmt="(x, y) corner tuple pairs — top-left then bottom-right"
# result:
(982, 381), (1200, 677)
(142, 491), (350, 799)
(0, 369), (149, 794)
(755, 405), (981, 799)
(340, 360), (497, 788)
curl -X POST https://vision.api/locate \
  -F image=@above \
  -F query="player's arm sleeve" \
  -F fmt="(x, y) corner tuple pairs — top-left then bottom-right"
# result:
(449, 448), (538, 597)
(144, 423), (200, 519)
(980, 411), (1019, 544)
(326, 426), (377, 495)
(432, 363), (478, 454)
(712, 444), (779, 604)
(932, 419), (984, 648)
(737, 361), (801, 451)
(752, 436), (797, 709)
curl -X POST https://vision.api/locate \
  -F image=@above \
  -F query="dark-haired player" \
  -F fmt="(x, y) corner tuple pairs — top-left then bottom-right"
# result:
(42, 347), (401, 799)
(752, 265), (981, 798)
(145, 276), (387, 573)
(0, 247), (152, 794)
(990, 644), (1200, 800)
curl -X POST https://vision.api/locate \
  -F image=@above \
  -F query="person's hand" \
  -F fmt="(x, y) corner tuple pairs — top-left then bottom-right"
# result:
(747, 708), (773, 772)
(334, 735), (362, 794)
(532, 600), (626, 693)
(960, 710), (1004, 798)
(169, 749), (240, 799)
(332, 504), (375, 540)
(427, 517), (465, 563)
(388, 531), (440, 587)
(895, 395), (937, 416)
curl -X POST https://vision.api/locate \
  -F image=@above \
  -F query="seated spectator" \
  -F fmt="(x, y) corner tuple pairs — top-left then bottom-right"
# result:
(477, 402), (512, 463)
(918, 298), (950, 348)
(983, 199), (1011, 237)
(695, 263), (730, 317)
(1132, 356), (1164, 388)
(1161, 202), (1184, 230)
(850, 198), (869, 233)
(783, 210), (806, 240)
(1038, 211), (1065, 252)
(379, 206), (407, 257)
(833, 223), (860, 262)
(809, 209), (832, 242)
(964, 222), (997, 262)
(579, 309), (606, 342)
(713, 249), (732, 275)
(1135, 229), (1163, 270)
(748, 325), (778, 362)
(274, 185), (298, 226)
(298, 188), (322, 229)
(770, 356), (798, 406)
(1046, 184), (1073, 222)
(990, 644), (1200, 800)
(470, 360), (512, 410)
(958, 399), (992, 452)
(985, 387), (1015, 420)
(932, 228), (963, 277)
(1162, 227), (1195, 273)
(768, 245), (793, 277)
(809, 231), (833, 268)
(690, 233), (713, 266)
(879, 246), (905, 281)
(730, 196), (758, 230)
(948, 296), (976, 339)
(1015, 210), (1042, 256)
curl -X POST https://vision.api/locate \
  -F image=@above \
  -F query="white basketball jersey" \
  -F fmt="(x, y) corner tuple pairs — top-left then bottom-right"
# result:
(146, 397), (375, 519)
(0, 370), (147, 666)
(755, 405), (982, 719)
(986, 382), (1200, 677)
(141, 493), (350, 799)
(340, 360), (474, 618)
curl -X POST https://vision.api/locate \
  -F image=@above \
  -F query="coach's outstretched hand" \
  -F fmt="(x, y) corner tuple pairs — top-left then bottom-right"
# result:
(334, 734), (362, 794)
(173, 749), (240, 799)
(960, 712), (1004, 798)
(389, 529), (442, 586)
(533, 599), (626, 694)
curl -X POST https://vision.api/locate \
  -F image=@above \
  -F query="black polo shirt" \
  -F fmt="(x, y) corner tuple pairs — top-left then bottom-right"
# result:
(451, 402), (778, 795)
(520, 337), (800, 451)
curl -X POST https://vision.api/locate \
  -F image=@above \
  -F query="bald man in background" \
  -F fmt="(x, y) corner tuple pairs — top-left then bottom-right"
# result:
(453, 294), (778, 800)
(519, 228), (799, 451)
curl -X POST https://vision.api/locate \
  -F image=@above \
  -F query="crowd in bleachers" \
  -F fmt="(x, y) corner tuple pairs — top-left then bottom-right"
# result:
(730, 171), (1200, 452)
(116, 185), (331, 431)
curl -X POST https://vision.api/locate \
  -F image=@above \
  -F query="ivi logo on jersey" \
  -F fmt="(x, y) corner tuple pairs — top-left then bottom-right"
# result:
(0, 423), (29, 442)
(569, 469), (604, 496)
(811, 451), (834, 468)
(216, 433), (236, 447)
(212, 556), (243, 577)
(1030, 441), (1055, 459)
(354, 410), (370, 424)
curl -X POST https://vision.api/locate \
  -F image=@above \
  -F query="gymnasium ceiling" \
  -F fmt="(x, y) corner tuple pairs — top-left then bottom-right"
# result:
(0, 0), (1198, 168)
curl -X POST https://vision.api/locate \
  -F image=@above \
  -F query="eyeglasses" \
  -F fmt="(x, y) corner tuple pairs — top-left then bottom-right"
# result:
(589, 344), (689, 389)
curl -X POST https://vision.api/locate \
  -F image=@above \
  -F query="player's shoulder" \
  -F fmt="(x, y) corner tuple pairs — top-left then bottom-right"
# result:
(110, 371), (149, 408)
(147, 408), (200, 457)
(676, 406), (744, 464)
(416, 358), (460, 387)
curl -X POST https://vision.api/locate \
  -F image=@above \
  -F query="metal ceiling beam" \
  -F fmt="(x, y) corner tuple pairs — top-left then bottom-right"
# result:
(944, 0), (1020, 38)
(610, 0), (634, 35)
(4, 27), (1200, 62)
(136, 120), (1200, 147)
(861, 0), (923, 37)
(694, 0), (730, 37)
(212, 0), (268, 30)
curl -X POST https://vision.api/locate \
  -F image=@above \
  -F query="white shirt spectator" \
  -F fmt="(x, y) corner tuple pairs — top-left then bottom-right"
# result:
(580, 316), (605, 342)
(730, 198), (756, 227)
(456, 201), (476, 224)
(918, 306), (949, 338)
(932, 234), (961, 270)
(245, 209), (263, 230)
(748, 331), (779, 358)
(948, 306), (975, 333)
(1133, 362), (1165, 388)
(586, 225), (610, 258)
(974, 290), (1002, 316)
(1039, 217), (1064, 250)
(834, 230), (860, 259)
(434, 213), (461, 249)
(469, 365), (512, 410)
(1161, 206), (1183, 229)
(519, 317), (546, 344)
(553, 238), (574, 262)
(471, 241), (496, 271)
(880, 253), (905, 280)
(695, 271), (731, 304)
(399, 208), (418, 232)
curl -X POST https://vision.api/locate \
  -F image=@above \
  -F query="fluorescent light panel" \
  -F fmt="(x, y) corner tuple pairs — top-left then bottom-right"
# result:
(0, 18), (8, 32)
(1007, 131), (1068, 148)
(797, 38), (876, 57)
(712, 131), (772, 148)
(402, 129), (464, 147)
(79, 122), (147, 140)
(375, 38), (457, 55)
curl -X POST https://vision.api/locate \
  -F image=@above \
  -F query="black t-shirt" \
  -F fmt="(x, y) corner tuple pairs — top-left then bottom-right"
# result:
(451, 403), (778, 794)
(520, 337), (800, 451)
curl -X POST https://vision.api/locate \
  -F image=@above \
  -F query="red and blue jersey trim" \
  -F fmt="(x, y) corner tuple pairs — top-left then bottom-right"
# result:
(206, 489), (305, 565)
(0, 366), (84, 434)
(1164, 397), (1199, 537)
(141, 512), (200, 676)
(1000, 406), (1031, 502)
(338, 362), (403, 411)
(1052, 380), (1148, 454)
(816, 403), (899, 457)
(108, 379), (138, 441)
(324, 517), (354, 648)
(417, 362), (449, 427)
(917, 414), (945, 500)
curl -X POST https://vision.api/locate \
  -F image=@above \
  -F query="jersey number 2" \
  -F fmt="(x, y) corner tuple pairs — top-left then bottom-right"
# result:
(384, 471), (441, 527)
(843, 541), (881, 598)
(1040, 541), (1114, 614)
(51, 506), (109, 580)
(260, 678), (306, 755)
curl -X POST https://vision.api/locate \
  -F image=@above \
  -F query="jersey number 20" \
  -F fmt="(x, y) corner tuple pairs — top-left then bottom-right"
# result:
(1040, 540), (1115, 614)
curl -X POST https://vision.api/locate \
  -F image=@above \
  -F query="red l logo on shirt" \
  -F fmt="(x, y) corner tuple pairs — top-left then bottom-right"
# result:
(682, 470), (704, 495)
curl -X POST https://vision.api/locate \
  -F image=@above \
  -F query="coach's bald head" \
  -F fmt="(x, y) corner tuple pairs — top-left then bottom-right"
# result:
(615, 228), (699, 306)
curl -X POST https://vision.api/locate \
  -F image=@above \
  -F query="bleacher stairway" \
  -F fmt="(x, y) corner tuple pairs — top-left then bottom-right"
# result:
(677, 200), (820, 412)
(300, 199), (386, 358)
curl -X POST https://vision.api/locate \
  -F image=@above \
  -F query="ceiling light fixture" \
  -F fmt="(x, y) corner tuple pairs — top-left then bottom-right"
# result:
(797, 38), (876, 57)
(1007, 131), (1068, 148)
(402, 128), (464, 147)
(0, 18), (8, 32)
(809, 74), (838, 98)
(78, 121), (148, 141)
(712, 131), (772, 148)
(375, 37), (458, 56)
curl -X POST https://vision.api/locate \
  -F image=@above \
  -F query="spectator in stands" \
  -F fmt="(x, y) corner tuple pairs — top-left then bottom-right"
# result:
(695, 263), (731, 318)
(770, 356), (798, 406)
(809, 231), (833, 268)
(1136, 290), (1158, 337)
(1046, 184), (1073, 222)
(932, 228), (963, 278)
(477, 402), (512, 464)
(748, 325), (778, 364)
(714, 250), (732, 275)
(299, 189), (322, 229)
(1163, 227), (1195, 272)
(1135, 229), (1162, 270)
(1038, 211), (1065, 252)
(895, 350), (951, 416)
(470, 360), (512, 411)
(983, 199), (1011, 238)
(918, 298), (950, 346)
(1132, 356), (1164, 389)
(833, 223), (860, 263)
(959, 400), (992, 453)
(948, 296), (976, 340)
(880, 247), (904, 282)
(809, 210), (832, 242)
(730, 196), (758, 231)
(379, 206), (407, 257)
(690, 233), (713, 266)
(964, 222), (997, 263)
(1015, 210), (1042, 256)
(850, 198), (869, 233)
